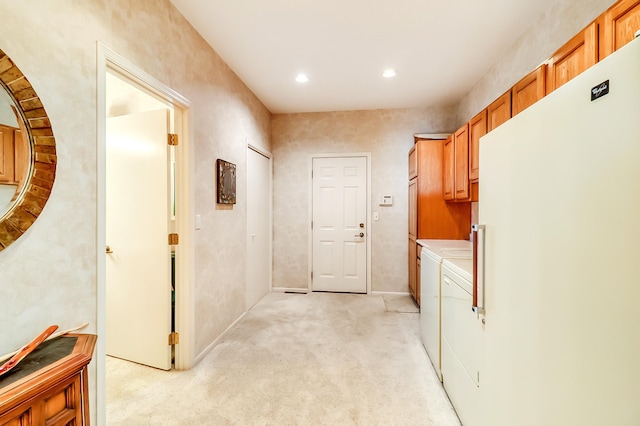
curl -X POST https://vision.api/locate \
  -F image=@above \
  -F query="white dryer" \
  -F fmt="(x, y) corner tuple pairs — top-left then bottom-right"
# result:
(418, 239), (472, 381)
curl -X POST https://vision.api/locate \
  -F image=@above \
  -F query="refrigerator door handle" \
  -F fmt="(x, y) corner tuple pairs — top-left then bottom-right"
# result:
(472, 224), (486, 316)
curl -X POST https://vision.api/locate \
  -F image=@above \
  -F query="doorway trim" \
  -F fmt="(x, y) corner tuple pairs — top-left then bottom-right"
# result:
(96, 43), (194, 424)
(307, 153), (372, 293)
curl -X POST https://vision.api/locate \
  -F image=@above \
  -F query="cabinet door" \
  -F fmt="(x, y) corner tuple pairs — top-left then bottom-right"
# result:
(0, 124), (16, 183)
(408, 239), (417, 301)
(547, 21), (598, 92)
(512, 65), (547, 116)
(408, 144), (417, 179)
(601, 0), (640, 58)
(408, 177), (417, 238)
(487, 91), (512, 132)
(416, 255), (421, 306)
(469, 111), (487, 182)
(454, 124), (469, 200)
(443, 136), (454, 200)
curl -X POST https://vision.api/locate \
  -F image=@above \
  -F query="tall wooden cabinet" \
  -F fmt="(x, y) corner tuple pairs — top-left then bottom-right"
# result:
(408, 137), (471, 304)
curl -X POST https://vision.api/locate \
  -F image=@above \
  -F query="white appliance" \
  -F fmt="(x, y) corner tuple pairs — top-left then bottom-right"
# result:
(440, 258), (482, 426)
(418, 239), (472, 381)
(473, 39), (640, 425)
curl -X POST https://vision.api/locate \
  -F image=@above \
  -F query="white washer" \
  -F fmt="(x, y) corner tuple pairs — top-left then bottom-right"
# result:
(418, 239), (472, 381)
(441, 257), (483, 426)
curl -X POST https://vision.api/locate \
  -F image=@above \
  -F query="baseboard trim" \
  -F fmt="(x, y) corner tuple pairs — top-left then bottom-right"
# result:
(371, 291), (411, 296)
(272, 287), (309, 294)
(193, 311), (247, 365)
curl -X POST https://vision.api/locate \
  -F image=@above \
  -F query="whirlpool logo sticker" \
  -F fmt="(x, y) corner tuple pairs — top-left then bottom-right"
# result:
(591, 80), (610, 101)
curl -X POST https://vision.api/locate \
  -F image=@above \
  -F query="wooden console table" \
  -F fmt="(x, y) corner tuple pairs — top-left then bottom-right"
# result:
(0, 334), (97, 425)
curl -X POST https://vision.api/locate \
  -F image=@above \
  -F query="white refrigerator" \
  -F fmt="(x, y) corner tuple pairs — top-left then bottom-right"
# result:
(474, 38), (640, 425)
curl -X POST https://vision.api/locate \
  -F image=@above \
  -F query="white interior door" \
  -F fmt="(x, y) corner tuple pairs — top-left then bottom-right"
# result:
(312, 156), (367, 293)
(106, 108), (172, 370)
(246, 147), (271, 309)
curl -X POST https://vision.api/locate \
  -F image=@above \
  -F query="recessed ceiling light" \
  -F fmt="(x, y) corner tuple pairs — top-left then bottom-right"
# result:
(296, 73), (309, 83)
(382, 69), (398, 78)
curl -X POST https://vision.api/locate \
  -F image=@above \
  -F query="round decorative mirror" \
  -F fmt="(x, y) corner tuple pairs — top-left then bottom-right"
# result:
(0, 49), (56, 252)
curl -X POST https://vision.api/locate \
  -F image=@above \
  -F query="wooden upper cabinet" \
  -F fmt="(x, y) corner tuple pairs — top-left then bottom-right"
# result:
(443, 136), (454, 201)
(512, 65), (547, 116)
(487, 91), (512, 132)
(0, 124), (16, 184)
(601, 0), (640, 58)
(468, 110), (487, 182)
(547, 21), (598, 93)
(453, 124), (469, 200)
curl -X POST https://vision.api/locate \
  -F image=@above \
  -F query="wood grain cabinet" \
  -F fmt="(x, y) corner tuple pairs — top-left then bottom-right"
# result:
(601, 0), (640, 58)
(409, 137), (471, 304)
(0, 124), (16, 184)
(487, 91), (512, 132)
(453, 125), (469, 200)
(442, 136), (454, 201)
(512, 65), (547, 117)
(0, 124), (27, 189)
(547, 21), (598, 92)
(443, 127), (471, 202)
(0, 334), (96, 426)
(468, 110), (487, 183)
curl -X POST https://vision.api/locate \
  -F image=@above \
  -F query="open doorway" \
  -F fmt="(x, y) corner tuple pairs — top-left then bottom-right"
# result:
(97, 45), (193, 425)
(105, 73), (175, 370)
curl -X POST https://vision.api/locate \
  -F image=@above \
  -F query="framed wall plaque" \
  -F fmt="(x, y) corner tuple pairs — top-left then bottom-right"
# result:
(216, 159), (236, 204)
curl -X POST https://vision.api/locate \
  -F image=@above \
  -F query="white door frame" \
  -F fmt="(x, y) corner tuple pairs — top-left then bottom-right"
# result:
(246, 143), (273, 308)
(308, 153), (372, 293)
(96, 43), (194, 424)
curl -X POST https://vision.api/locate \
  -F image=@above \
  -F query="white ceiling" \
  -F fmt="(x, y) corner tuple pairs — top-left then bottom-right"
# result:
(169, 0), (555, 114)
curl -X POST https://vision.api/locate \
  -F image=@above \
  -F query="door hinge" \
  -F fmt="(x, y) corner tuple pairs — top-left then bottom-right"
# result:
(311, 271), (313, 279)
(311, 221), (313, 229)
(168, 133), (178, 146)
(168, 332), (179, 345)
(168, 233), (179, 245)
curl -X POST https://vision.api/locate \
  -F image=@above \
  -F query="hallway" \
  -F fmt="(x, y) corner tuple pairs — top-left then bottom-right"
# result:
(106, 292), (461, 425)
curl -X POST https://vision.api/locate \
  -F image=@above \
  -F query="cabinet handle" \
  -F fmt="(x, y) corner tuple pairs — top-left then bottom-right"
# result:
(472, 224), (486, 316)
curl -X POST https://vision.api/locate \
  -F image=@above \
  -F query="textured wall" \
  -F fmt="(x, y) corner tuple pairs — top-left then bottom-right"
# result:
(0, 0), (270, 418)
(456, 0), (617, 125)
(271, 107), (456, 293)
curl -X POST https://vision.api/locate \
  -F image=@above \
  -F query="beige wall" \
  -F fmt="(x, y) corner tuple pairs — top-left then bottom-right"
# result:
(0, 0), (270, 416)
(271, 107), (456, 293)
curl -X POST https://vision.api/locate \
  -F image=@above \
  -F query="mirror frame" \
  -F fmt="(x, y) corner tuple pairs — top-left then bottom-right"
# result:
(0, 49), (56, 251)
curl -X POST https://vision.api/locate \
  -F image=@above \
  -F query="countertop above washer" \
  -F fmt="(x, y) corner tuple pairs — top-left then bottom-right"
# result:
(417, 239), (472, 262)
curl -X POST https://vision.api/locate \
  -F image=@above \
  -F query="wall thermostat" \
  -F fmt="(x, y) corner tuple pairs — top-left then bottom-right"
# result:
(379, 195), (393, 206)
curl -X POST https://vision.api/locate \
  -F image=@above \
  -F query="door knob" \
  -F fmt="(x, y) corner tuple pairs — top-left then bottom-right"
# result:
(354, 232), (364, 237)
(106, 245), (113, 254)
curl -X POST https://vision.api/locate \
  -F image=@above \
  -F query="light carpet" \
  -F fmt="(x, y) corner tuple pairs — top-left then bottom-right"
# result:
(106, 292), (460, 425)
(381, 294), (420, 313)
